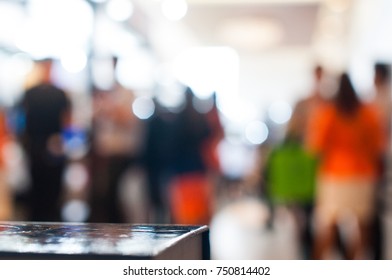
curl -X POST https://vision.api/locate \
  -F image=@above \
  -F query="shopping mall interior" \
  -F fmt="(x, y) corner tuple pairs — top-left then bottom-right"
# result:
(0, 0), (392, 260)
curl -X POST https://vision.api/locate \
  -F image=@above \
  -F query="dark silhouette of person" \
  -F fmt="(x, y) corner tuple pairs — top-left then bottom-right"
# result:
(89, 57), (141, 223)
(168, 87), (213, 224)
(19, 59), (71, 222)
(142, 98), (176, 223)
(171, 87), (211, 175)
(369, 62), (391, 259)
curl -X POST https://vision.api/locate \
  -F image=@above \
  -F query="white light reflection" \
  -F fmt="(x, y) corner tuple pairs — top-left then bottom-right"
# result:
(155, 83), (185, 111)
(60, 49), (87, 73)
(217, 97), (258, 126)
(0, 2), (24, 45)
(64, 163), (89, 192)
(132, 96), (155, 119)
(268, 101), (292, 124)
(161, 0), (188, 21)
(245, 121), (269, 145)
(91, 58), (115, 90)
(155, 65), (185, 110)
(217, 139), (257, 179)
(16, 0), (93, 59)
(61, 199), (90, 223)
(106, 0), (134, 22)
(116, 51), (155, 90)
(173, 47), (239, 100)
(0, 53), (34, 105)
(193, 96), (214, 114)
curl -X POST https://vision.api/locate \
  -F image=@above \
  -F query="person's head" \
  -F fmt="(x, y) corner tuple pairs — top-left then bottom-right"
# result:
(314, 65), (324, 82)
(37, 58), (54, 83)
(374, 62), (391, 87)
(334, 73), (360, 114)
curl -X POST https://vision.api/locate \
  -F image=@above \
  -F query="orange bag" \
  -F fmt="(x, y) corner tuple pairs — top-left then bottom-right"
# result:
(169, 173), (213, 225)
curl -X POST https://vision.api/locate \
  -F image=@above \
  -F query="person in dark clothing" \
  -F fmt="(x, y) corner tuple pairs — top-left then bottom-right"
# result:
(19, 59), (71, 222)
(142, 98), (176, 223)
(168, 87), (214, 224)
(171, 87), (211, 175)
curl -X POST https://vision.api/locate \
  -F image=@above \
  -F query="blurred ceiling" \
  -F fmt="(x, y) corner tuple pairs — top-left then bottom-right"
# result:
(135, 0), (328, 58)
(182, 2), (320, 52)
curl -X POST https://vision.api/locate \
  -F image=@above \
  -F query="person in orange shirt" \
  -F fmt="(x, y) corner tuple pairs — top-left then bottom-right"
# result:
(306, 73), (385, 259)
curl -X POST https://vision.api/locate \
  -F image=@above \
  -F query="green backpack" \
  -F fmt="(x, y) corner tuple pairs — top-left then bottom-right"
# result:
(265, 139), (318, 205)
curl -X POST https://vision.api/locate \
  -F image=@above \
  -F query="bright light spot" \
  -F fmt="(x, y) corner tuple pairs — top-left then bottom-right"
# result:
(217, 139), (257, 179)
(173, 47), (239, 100)
(91, 0), (108, 3)
(0, 53), (34, 105)
(217, 97), (258, 125)
(17, 0), (93, 59)
(193, 96), (214, 114)
(268, 101), (292, 124)
(91, 58), (115, 90)
(161, 0), (188, 21)
(0, 2), (25, 44)
(132, 96), (155, 119)
(63, 128), (89, 160)
(61, 199), (90, 222)
(116, 51), (155, 90)
(64, 163), (89, 192)
(60, 49), (87, 73)
(106, 0), (133, 22)
(156, 84), (185, 111)
(245, 121), (269, 145)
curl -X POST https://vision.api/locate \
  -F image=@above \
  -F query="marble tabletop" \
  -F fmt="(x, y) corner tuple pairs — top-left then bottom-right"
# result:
(0, 222), (209, 259)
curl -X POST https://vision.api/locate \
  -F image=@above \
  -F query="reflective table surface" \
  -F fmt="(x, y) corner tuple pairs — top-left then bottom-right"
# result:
(0, 222), (209, 259)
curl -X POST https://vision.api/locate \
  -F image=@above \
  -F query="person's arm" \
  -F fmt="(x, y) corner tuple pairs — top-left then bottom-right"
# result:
(305, 105), (332, 156)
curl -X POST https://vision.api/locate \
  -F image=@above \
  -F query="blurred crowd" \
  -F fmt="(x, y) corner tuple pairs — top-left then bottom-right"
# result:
(0, 57), (391, 261)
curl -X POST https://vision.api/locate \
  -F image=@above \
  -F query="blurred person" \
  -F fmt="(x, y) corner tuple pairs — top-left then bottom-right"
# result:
(141, 98), (176, 223)
(263, 65), (329, 259)
(368, 62), (391, 259)
(370, 63), (391, 135)
(264, 128), (318, 259)
(0, 108), (13, 220)
(202, 92), (224, 176)
(89, 57), (142, 223)
(18, 59), (71, 222)
(307, 73), (385, 259)
(168, 87), (213, 225)
(287, 65), (329, 143)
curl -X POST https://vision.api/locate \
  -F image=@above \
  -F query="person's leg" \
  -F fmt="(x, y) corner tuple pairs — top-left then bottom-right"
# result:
(344, 218), (371, 259)
(312, 221), (337, 259)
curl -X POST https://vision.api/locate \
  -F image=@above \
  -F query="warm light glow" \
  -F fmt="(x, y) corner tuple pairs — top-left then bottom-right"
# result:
(218, 17), (284, 51)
